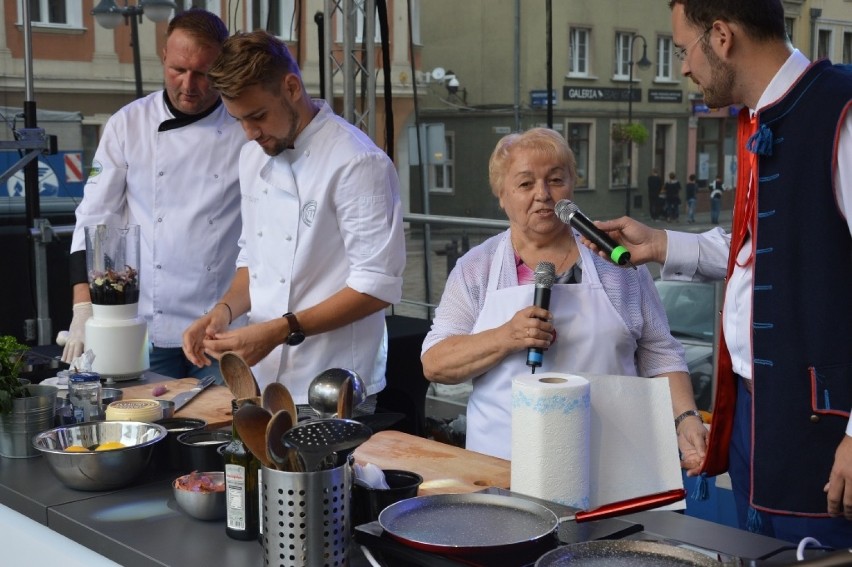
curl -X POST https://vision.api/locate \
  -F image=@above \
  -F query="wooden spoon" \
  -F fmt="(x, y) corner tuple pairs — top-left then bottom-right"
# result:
(233, 403), (273, 469)
(266, 409), (301, 472)
(262, 382), (297, 418)
(220, 351), (261, 399)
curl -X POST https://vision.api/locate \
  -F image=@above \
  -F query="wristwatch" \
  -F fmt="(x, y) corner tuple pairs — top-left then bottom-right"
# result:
(282, 312), (305, 346)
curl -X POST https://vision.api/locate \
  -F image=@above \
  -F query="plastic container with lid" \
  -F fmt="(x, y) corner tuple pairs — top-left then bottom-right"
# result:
(69, 372), (103, 423)
(106, 399), (163, 423)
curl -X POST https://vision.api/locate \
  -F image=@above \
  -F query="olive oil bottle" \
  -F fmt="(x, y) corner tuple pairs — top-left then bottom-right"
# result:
(224, 399), (260, 540)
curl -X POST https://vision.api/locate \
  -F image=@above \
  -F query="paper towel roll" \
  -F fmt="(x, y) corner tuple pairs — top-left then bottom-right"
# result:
(511, 372), (590, 509)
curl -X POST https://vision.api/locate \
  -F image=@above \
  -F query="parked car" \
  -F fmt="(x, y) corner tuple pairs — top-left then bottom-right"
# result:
(654, 280), (721, 411)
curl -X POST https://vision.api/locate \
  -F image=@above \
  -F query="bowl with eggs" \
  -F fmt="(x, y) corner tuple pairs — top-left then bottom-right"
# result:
(32, 421), (167, 490)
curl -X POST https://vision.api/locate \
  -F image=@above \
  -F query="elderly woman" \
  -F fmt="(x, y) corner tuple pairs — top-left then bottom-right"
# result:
(421, 128), (707, 470)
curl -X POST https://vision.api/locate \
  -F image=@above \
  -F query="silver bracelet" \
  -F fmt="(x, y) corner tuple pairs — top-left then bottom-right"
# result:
(674, 409), (702, 429)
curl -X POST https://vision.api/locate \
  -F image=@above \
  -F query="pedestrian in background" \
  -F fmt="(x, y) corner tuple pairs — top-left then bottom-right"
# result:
(647, 168), (663, 220)
(664, 171), (682, 222)
(709, 175), (725, 224)
(685, 174), (697, 223)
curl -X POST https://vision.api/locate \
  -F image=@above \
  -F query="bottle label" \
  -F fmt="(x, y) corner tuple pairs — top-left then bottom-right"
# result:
(258, 468), (263, 535)
(225, 464), (246, 530)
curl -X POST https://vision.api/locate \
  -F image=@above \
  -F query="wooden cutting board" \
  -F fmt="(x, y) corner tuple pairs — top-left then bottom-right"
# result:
(118, 378), (234, 429)
(353, 430), (510, 496)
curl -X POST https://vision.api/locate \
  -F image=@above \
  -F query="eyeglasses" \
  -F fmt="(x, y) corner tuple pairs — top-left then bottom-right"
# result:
(674, 27), (713, 62)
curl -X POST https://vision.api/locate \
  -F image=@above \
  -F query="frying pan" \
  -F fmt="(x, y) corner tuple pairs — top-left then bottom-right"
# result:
(378, 489), (685, 557)
(534, 540), (721, 566)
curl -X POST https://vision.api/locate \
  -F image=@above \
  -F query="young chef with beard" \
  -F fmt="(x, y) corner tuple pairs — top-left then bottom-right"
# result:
(182, 30), (405, 409)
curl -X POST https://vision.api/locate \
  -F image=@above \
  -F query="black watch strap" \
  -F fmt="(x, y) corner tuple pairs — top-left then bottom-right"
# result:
(283, 312), (305, 346)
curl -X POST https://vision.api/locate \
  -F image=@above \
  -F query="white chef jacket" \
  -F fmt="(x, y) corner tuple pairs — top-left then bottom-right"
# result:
(661, 50), (852, 435)
(71, 91), (246, 347)
(236, 101), (405, 402)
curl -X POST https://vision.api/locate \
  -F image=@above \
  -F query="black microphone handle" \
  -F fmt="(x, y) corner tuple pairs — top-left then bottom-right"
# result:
(568, 211), (632, 266)
(526, 286), (552, 369)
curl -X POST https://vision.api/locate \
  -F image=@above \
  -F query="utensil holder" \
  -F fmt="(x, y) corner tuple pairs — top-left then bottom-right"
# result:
(261, 463), (351, 567)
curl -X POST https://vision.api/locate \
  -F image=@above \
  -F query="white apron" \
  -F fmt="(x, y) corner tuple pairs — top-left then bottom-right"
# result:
(466, 235), (638, 459)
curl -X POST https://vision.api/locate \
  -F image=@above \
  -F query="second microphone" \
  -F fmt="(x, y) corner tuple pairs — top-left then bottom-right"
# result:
(526, 261), (556, 373)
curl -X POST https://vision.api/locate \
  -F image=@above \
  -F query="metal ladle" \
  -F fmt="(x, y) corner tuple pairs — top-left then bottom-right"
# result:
(307, 368), (366, 418)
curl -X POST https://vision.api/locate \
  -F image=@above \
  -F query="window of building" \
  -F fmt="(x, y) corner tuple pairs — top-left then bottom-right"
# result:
(817, 29), (832, 60)
(335, 0), (381, 43)
(656, 36), (673, 80)
(843, 32), (852, 64)
(20, 0), (81, 27)
(784, 17), (795, 44)
(181, 0), (220, 17)
(409, 0), (421, 45)
(614, 33), (633, 79)
(568, 28), (590, 77)
(567, 121), (593, 189)
(430, 133), (455, 194)
(610, 121), (631, 187)
(251, 0), (297, 40)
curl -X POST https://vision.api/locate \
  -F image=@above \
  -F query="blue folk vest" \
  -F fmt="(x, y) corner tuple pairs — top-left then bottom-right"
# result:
(750, 60), (852, 514)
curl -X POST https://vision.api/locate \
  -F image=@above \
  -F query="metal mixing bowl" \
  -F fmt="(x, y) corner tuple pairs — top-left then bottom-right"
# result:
(172, 471), (226, 521)
(32, 421), (167, 491)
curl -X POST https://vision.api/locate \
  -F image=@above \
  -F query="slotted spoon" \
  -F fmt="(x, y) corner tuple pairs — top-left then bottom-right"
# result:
(282, 418), (371, 472)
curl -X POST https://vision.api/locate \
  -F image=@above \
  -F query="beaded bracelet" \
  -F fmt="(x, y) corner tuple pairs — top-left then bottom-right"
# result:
(216, 302), (233, 325)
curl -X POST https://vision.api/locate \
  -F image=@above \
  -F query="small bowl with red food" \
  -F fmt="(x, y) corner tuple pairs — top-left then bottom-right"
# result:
(173, 471), (226, 521)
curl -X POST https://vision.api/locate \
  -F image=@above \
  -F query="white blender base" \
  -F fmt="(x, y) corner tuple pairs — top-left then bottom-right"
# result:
(85, 304), (150, 381)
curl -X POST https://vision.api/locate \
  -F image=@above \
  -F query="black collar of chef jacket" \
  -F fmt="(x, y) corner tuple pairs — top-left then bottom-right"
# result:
(158, 92), (222, 132)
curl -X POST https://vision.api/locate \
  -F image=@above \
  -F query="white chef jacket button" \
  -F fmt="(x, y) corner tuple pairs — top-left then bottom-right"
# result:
(285, 235), (292, 241)
(157, 217), (162, 222)
(305, 149), (310, 156)
(262, 188), (268, 194)
(156, 264), (162, 269)
(206, 266), (212, 271)
(208, 219), (213, 225)
(279, 278), (286, 284)
(257, 231), (263, 237)
(158, 171), (164, 176)
(214, 174), (219, 179)
(251, 273), (257, 279)
(157, 310), (163, 314)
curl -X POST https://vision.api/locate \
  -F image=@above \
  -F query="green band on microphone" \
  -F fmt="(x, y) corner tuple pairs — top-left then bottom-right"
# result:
(610, 245), (630, 265)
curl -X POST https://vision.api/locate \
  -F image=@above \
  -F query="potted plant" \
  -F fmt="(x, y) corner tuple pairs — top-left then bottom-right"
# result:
(0, 335), (58, 458)
(0, 335), (29, 415)
(611, 122), (649, 145)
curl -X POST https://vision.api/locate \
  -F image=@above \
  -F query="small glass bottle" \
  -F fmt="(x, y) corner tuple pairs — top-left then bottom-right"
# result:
(224, 399), (260, 540)
(68, 372), (103, 423)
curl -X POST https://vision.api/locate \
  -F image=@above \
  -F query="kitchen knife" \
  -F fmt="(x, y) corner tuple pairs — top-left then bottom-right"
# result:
(172, 375), (216, 413)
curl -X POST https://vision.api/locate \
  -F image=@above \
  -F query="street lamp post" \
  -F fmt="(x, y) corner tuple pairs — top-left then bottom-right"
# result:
(91, 0), (177, 99)
(625, 34), (652, 217)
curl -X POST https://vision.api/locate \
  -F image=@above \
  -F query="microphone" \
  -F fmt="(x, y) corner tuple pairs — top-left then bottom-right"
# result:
(555, 199), (636, 269)
(527, 261), (555, 373)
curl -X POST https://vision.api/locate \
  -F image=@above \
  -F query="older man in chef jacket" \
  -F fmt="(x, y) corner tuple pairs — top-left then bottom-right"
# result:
(65, 10), (245, 380)
(182, 30), (405, 408)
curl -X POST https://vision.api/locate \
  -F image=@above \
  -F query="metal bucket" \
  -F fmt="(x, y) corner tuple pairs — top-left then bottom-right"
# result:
(261, 463), (351, 567)
(0, 384), (58, 458)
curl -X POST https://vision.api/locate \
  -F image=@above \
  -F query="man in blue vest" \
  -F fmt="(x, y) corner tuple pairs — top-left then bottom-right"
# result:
(586, 0), (852, 547)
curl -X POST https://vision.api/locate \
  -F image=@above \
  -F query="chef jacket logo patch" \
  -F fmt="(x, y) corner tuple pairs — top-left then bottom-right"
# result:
(301, 200), (317, 227)
(88, 160), (103, 178)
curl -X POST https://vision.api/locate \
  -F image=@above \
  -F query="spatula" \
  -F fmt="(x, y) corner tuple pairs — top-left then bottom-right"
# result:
(282, 418), (372, 472)
(220, 351), (261, 399)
